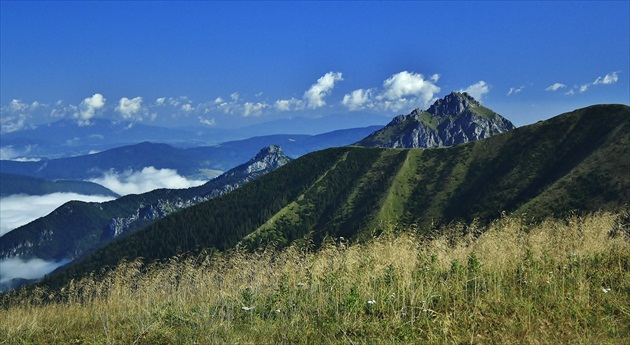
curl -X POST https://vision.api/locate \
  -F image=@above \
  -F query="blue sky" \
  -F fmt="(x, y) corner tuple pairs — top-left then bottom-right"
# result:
(1, 1), (628, 132)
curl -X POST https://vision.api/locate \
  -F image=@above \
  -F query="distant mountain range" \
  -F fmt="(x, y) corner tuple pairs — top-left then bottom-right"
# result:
(0, 173), (119, 197)
(0, 146), (290, 267)
(0, 126), (382, 180)
(356, 92), (515, 148)
(1, 113), (389, 159)
(38, 103), (629, 289)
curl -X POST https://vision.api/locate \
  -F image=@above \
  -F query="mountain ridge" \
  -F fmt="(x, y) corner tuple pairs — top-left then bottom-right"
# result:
(0, 146), (291, 266)
(356, 92), (515, 148)
(39, 103), (629, 288)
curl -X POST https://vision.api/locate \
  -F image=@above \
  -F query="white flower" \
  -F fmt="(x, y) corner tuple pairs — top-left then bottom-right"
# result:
(602, 288), (611, 293)
(241, 306), (255, 311)
(275, 309), (281, 313)
(297, 282), (305, 287)
(367, 300), (376, 305)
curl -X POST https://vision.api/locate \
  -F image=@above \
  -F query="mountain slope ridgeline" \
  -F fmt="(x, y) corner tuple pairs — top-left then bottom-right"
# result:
(42, 104), (629, 288)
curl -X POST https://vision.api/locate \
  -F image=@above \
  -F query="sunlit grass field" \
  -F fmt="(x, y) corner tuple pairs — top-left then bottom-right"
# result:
(2, 211), (629, 344)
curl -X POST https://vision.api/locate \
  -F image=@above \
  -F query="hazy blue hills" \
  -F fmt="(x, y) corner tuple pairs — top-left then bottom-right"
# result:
(41, 103), (629, 288)
(1, 115), (388, 159)
(0, 119), (199, 159)
(1, 126), (382, 180)
(0, 173), (119, 197)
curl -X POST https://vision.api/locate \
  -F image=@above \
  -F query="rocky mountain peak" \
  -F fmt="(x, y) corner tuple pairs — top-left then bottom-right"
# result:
(355, 92), (515, 149)
(427, 92), (480, 116)
(243, 145), (290, 174)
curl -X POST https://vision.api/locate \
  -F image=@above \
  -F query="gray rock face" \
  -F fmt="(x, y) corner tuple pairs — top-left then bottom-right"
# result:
(356, 92), (515, 148)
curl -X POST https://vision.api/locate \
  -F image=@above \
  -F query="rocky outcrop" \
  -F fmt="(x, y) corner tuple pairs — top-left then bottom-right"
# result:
(105, 145), (291, 239)
(356, 92), (515, 148)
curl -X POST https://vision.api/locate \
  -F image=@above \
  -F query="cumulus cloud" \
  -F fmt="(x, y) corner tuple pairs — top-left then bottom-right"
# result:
(593, 71), (619, 85)
(115, 96), (143, 120)
(274, 98), (303, 111)
(74, 93), (105, 126)
(303, 72), (344, 109)
(0, 193), (116, 236)
(243, 102), (268, 116)
(342, 89), (373, 111)
(0, 99), (42, 133)
(380, 71), (440, 102)
(155, 97), (166, 106)
(551, 72), (620, 96)
(460, 81), (490, 101)
(0, 146), (21, 160)
(546, 83), (566, 91)
(507, 86), (524, 96)
(89, 167), (206, 196)
(342, 71), (441, 112)
(0, 257), (71, 285)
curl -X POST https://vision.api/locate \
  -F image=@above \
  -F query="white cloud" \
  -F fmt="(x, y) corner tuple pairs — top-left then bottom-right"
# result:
(156, 97), (166, 106)
(89, 167), (206, 196)
(181, 103), (194, 112)
(563, 71), (621, 95)
(0, 113), (27, 133)
(0, 257), (71, 285)
(342, 89), (373, 111)
(275, 98), (303, 111)
(303, 71), (343, 109)
(198, 116), (215, 126)
(460, 80), (490, 101)
(593, 71), (619, 85)
(214, 97), (224, 104)
(0, 146), (21, 160)
(0, 193), (116, 236)
(507, 86), (524, 96)
(342, 71), (441, 113)
(243, 102), (268, 116)
(0, 99), (42, 133)
(380, 71), (440, 102)
(115, 96), (143, 120)
(74, 93), (105, 126)
(231, 92), (240, 101)
(545, 83), (566, 91)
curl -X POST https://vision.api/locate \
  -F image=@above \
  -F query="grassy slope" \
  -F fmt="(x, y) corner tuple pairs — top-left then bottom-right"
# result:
(36, 104), (630, 288)
(2, 212), (628, 344)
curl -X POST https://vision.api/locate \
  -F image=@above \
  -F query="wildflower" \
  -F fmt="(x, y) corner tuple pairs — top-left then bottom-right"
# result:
(241, 306), (255, 311)
(297, 282), (305, 287)
(367, 300), (376, 305)
(275, 309), (281, 313)
(602, 288), (611, 293)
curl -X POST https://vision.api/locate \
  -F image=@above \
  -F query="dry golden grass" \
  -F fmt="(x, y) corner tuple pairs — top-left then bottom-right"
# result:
(1, 211), (629, 344)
